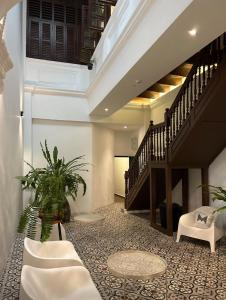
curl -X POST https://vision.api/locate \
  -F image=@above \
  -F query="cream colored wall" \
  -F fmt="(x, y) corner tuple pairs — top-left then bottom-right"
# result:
(32, 119), (93, 214)
(114, 157), (129, 197)
(114, 131), (137, 156)
(0, 4), (23, 272)
(92, 125), (115, 209)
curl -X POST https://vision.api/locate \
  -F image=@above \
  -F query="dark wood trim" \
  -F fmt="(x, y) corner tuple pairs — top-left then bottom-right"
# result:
(201, 167), (209, 205)
(182, 169), (189, 213)
(165, 165), (173, 236)
(150, 167), (156, 225)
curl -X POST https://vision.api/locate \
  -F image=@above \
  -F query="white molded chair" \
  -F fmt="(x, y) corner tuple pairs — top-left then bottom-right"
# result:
(23, 237), (83, 268)
(176, 206), (224, 252)
(34, 221), (66, 241)
(20, 265), (102, 300)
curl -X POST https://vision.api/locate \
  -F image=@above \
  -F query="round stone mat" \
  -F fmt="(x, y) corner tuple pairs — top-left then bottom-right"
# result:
(107, 250), (167, 280)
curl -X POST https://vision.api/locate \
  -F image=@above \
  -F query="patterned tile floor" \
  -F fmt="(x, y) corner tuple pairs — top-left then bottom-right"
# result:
(0, 201), (226, 299)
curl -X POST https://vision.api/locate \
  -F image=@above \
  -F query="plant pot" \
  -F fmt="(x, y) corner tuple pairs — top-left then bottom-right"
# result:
(62, 200), (71, 223)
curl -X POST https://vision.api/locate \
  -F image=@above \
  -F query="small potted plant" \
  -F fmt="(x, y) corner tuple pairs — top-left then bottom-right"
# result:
(17, 140), (87, 242)
(209, 185), (226, 213)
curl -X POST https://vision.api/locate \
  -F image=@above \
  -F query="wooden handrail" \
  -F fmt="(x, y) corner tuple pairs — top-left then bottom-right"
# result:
(125, 33), (226, 200)
(128, 121), (153, 171)
(168, 63), (197, 115)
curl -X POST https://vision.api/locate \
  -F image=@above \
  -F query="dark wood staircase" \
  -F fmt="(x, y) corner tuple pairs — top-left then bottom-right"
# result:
(125, 33), (226, 235)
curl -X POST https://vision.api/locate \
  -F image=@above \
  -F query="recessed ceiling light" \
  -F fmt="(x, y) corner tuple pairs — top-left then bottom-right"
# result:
(188, 28), (197, 37)
(104, 108), (109, 112)
(124, 125), (128, 129)
(135, 79), (142, 84)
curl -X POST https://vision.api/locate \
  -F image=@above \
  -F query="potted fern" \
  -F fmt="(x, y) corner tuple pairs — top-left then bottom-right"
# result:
(17, 141), (87, 242)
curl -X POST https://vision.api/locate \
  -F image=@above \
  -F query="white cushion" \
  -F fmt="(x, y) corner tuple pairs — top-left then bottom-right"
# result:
(20, 265), (102, 300)
(194, 211), (214, 229)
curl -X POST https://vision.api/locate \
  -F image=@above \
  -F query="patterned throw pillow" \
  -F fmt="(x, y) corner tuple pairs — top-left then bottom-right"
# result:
(194, 211), (214, 229)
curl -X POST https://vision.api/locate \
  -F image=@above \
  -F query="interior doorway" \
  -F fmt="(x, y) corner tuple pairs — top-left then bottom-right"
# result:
(114, 156), (130, 200)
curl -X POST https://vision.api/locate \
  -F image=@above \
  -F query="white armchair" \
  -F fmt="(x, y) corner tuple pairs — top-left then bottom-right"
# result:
(23, 237), (83, 268)
(20, 265), (102, 300)
(176, 206), (224, 252)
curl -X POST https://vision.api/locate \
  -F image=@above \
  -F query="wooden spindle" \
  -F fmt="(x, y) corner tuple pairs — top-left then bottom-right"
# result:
(173, 111), (175, 138)
(178, 98), (183, 127)
(190, 78), (193, 109)
(164, 108), (170, 160)
(156, 128), (159, 160)
(186, 82), (189, 115)
(159, 127), (162, 160)
(150, 121), (154, 159)
(181, 92), (185, 121)
(198, 63), (202, 96)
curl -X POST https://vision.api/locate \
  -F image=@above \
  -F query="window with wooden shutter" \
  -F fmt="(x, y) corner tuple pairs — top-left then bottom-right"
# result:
(26, 0), (116, 65)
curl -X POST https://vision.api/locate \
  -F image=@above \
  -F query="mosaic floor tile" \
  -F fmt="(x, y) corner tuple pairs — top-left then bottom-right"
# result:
(0, 202), (226, 299)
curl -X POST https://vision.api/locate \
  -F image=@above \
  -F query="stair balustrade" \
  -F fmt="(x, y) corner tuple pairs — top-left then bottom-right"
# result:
(125, 33), (226, 206)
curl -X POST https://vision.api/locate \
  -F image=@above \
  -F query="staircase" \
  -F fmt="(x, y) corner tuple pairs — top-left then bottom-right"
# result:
(125, 33), (226, 235)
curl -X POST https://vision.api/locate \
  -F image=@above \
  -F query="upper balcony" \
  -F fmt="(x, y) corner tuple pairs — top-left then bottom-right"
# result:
(87, 0), (226, 116)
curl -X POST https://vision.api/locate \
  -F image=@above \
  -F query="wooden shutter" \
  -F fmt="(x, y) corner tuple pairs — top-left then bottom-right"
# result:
(29, 0), (41, 18)
(55, 25), (65, 61)
(88, 0), (106, 31)
(41, 1), (52, 20)
(26, 0), (111, 65)
(54, 3), (65, 22)
(41, 22), (52, 59)
(28, 20), (40, 57)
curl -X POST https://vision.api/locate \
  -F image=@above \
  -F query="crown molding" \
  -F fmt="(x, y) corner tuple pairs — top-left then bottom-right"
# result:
(24, 82), (86, 98)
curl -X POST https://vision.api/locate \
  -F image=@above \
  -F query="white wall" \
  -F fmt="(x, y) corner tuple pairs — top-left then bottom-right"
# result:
(25, 58), (90, 92)
(31, 92), (90, 122)
(32, 119), (93, 214)
(114, 157), (129, 197)
(92, 125), (115, 209)
(209, 148), (226, 229)
(31, 120), (115, 213)
(188, 169), (202, 211)
(24, 59), (142, 216)
(114, 131), (137, 156)
(0, 4), (23, 272)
